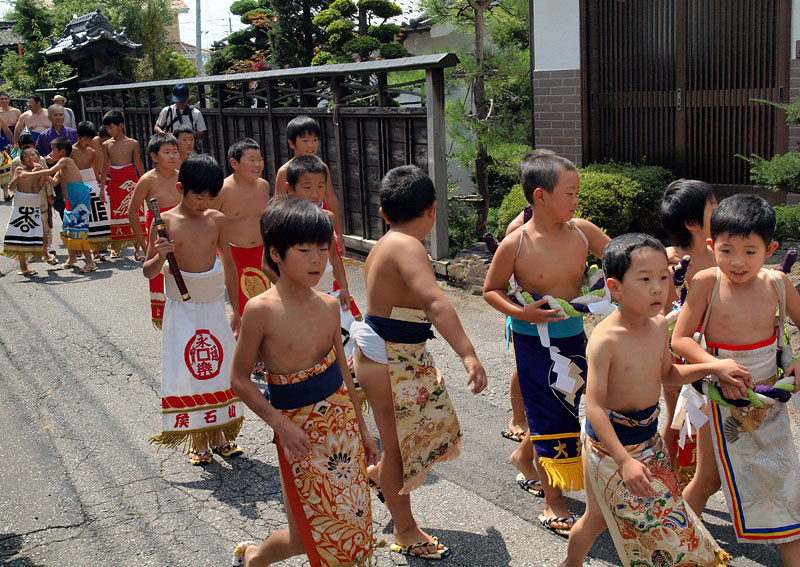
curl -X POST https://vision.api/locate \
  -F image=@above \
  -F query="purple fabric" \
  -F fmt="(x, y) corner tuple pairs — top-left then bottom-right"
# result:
(35, 125), (77, 158)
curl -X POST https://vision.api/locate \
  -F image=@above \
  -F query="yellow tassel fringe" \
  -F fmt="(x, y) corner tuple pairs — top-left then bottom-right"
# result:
(150, 417), (243, 453)
(714, 548), (732, 566)
(539, 455), (585, 492)
(151, 318), (163, 331)
(1, 247), (39, 261)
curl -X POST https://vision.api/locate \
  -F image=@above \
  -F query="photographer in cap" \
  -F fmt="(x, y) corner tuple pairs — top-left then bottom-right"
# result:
(153, 83), (206, 151)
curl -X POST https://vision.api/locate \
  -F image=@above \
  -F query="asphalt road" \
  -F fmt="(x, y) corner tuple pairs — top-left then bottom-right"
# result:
(0, 199), (794, 566)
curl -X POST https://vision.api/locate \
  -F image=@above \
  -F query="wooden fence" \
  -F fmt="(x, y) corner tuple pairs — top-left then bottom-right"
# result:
(78, 54), (457, 259)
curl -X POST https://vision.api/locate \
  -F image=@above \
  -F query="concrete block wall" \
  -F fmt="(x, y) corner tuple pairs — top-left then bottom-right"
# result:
(532, 69), (583, 166)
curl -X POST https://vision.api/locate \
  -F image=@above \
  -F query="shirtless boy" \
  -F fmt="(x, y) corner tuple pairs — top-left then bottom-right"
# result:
(274, 116), (344, 253)
(658, 179), (718, 474)
(483, 151), (609, 536)
(212, 138), (271, 317)
(173, 124), (195, 167)
(229, 198), (378, 567)
(21, 138), (95, 271)
(4, 147), (46, 275)
(351, 165), (487, 559)
(100, 110), (146, 259)
(72, 121), (111, 255)
(673, 195), (800, 564)
(561, 233), (736, 567)
(144, 154), (243, 465)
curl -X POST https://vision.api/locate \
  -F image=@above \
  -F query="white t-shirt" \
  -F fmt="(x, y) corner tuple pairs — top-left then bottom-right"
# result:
(155, 104), (207, 134)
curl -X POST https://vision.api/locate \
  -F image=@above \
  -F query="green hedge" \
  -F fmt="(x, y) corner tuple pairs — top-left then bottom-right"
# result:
(738, 153), (800, 193)
(774, 204), (800, 244)
(496, 162), (675, 238)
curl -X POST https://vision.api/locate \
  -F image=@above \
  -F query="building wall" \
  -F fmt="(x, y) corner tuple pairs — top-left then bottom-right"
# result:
(789, 1), (800, 151)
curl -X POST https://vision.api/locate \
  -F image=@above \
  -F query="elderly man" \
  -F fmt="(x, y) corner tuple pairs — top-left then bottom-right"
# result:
(13, 95), (51, 145)
(52, 95), (77, 129)
(35, 104), (78, 218)
(153, 83), (206, 151)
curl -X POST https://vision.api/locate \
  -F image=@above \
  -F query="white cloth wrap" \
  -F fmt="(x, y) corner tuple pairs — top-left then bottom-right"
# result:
(350, 321), (389, 365)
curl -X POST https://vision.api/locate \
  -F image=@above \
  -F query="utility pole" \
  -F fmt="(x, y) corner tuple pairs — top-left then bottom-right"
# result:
(196, 0), (202, 75)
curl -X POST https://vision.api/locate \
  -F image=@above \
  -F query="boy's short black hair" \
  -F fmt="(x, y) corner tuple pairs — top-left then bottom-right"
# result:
(148, 132), (179, 156)
(98, 125), (110, 139)
(710, 194), (775, 245)
(50, 137), (72, 156)
(286, 115), (321, 143)
(178, 154), (224, 198)
(659, 179), (716, 249)
(603, 232), (667, 282)
(76, 121), (97, 139)
(519, 149), (577, 203)
(173, 124), (194, 138)
(102, 109), (125, 126)
(21, 146), (38, 159)
(380, 165), (436, 224)
(228, 138), (261, 163)
(287, 154), (326, 187)
(260, 197), (333, 277)
(17, 133), (34, 147)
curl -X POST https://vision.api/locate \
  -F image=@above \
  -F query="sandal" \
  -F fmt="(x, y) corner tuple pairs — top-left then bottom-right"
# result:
(232, 540), (257, 567)
(538, 513), (577, 537)
(390, 536), (451, 560)
(110, 250), (120, 258)
(368, 478), (386, 504)
(81, 265), (97, 273)
(42, 254), (58, 265)
(134, 251), (145, 262)
(189, 450), (213, 466)
(60, 262), (78, 270)
(516, 472), (544, 497)
(17, 269), (36, 276)
(213, 442), (243, 459)
(501, 428), (526, 443)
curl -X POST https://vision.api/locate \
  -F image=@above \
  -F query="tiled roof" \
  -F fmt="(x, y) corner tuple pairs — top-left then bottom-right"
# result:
(42, 7), (141, 58)
(389, 0), (428, 26)
(0, 22), (21, 47)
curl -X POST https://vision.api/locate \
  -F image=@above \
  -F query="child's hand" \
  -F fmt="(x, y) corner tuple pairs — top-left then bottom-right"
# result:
(361, 430), (379, 467)
(32, 163), (43, 171)
(99, 190), (106, 202)
(338, 286), (350, 310)
(275, 417), (311, 461)
(714, 359), (751, 399)
(230, 312), (241, 338)
(520, 298), (568, 324)
(783, 359), (799, 378)
(337, 233), (346, 256)
(462, 353), (487, 394)
(153, 236), (174, 259)
(621, 458), (654, 498)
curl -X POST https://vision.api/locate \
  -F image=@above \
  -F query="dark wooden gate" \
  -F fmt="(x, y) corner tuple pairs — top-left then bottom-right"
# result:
(581, 0), (791, 186)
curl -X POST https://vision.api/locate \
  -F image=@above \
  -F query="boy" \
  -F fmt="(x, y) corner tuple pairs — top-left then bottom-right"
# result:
(658, 179), (718, 476)
(22, 137), (95, 272)
(144, 154), (243, 465)
(173, 124), (195, 166)
(129, 133), (181, 328)
(100, 110), (146, 260)
(2, 147), (45, 275)
(212, 138), (271, 317)
(229, 198), (378, 567)
(350, 165), (487, 559)
(72, 121), (111, 255)
(673, 194), (800, 563)
(560, 233), (737, 567)
(274, 116), (345, 253)
(483, 151), (609, 536)
(12, 134), (55, 264)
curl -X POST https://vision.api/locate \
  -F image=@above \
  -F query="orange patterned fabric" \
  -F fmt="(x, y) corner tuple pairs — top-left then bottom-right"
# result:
(270, 349), (373, 567)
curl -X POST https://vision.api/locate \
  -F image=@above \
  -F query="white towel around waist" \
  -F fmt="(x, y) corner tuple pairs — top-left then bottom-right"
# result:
(163, 258), (225, 303)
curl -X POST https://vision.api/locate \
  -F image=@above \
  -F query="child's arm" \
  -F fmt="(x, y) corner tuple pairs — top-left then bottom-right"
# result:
(20, 159), (66, 179)
(781, 271), (800, 378)
(128, 176), (151, 250)
(574, 218), (611, 259)
(9, 166), (21, 191)
(99, 143), (110, 200)
(329, 241), (350, 309)
(216, 215), (241, 336)
(672, 271), (751, 398)
(143, 219), (170, 279)
(585, 333), (655, 498)
(324, 164), (345, 254)
(91, 137), (104, 178)
(230, 303), (312, 460)
(329, 297), (379, 465)
(274, 165), (287, 196)
(399, 239), (487, 393)
(482, 233), (569, 322)
(0, 118), (13, 146)
(132, 142), (145, 178)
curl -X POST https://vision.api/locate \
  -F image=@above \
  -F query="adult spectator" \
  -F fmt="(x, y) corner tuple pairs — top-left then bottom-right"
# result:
(52, 95), (77, 129)
(14, 95), (51, 144)
(153, 83), (206, 151)
(0, 92), (21, 150)
(36, 104), (78, 218)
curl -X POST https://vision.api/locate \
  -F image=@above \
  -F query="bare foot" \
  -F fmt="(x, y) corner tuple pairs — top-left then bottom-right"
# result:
(81, 263), (97, 273)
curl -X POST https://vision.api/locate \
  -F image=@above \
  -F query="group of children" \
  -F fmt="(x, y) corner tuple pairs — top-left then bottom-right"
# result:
(3, 107), (799, 567)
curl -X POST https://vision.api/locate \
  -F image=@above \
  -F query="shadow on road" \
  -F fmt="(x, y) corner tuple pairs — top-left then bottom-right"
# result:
(0, 534), (39, 566)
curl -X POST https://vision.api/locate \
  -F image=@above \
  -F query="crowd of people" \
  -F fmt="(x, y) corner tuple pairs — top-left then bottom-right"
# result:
(1, 87), (799, 567)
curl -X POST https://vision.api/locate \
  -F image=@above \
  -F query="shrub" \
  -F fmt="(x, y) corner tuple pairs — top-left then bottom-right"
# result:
(737, 153), (800, 193)
(497, 183), (527, 233)
(774, 204), (800, 244)
(577, 171), (642, 237)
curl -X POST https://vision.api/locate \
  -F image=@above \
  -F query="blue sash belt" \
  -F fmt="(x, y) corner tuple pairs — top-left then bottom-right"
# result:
(266, 362), (344, 410)
(586, 403), (660, 446)
(364, 314), (434, 343)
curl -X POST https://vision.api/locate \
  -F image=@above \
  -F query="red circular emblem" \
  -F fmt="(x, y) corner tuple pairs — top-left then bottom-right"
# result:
(184, 329), (224, 380)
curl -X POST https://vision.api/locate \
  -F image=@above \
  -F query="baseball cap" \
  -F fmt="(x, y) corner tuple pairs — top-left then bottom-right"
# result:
(172, 83), (189, 103)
